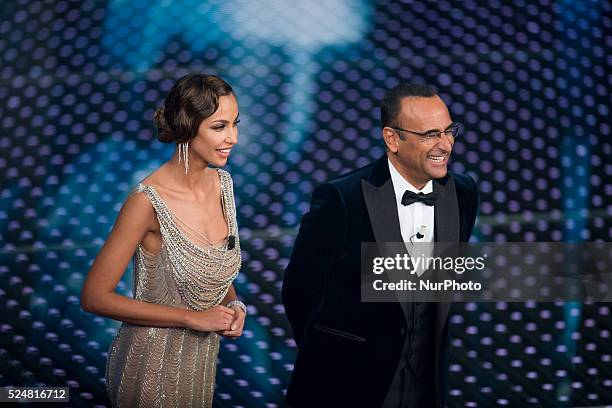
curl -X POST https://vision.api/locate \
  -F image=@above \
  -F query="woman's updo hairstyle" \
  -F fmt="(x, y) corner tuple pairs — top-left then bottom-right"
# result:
(154, 74), (234, 143)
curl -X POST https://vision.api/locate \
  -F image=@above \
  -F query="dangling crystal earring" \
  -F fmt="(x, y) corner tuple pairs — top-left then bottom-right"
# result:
(177, 142), (189, 174)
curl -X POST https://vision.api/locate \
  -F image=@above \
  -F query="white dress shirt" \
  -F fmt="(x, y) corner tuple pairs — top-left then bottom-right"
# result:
(388, 158), (434, 244)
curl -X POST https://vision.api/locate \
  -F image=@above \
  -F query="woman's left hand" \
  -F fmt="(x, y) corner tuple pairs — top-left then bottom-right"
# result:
(220, 305), (245, 338)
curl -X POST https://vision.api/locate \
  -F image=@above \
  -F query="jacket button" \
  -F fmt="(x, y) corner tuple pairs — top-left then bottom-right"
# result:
(400, 328), (405, 336)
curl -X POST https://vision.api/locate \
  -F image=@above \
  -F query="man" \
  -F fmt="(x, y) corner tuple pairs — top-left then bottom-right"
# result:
(282, 83), (479, 407)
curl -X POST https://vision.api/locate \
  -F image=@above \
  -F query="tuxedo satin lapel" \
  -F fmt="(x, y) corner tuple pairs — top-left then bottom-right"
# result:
(433, 175), (459, 331)
(433, 175), (459, 402)
(362, 178), (403, 246)
(434, 175), (459, 243)
(362, 175), (412, 318)
(362, 155), (404, 248)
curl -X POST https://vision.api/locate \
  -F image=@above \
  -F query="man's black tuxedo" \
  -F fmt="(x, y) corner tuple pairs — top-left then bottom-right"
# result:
(282, 155), (479, 407)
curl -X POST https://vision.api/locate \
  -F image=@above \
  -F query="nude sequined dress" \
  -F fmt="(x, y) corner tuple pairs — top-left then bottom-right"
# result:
(105, 169), (241, 407)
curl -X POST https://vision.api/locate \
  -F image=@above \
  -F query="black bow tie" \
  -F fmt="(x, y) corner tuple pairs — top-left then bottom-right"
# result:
(401, 190), (437, 206)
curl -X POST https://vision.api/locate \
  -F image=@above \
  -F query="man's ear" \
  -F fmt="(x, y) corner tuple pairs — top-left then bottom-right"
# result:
(382, 127), (399, 153)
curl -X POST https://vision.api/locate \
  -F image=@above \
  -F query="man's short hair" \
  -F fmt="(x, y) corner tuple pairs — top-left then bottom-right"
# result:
(380, 83), (438, 128)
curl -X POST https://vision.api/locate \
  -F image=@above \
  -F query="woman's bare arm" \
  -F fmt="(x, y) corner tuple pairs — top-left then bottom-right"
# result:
(80, 192), (234, 330)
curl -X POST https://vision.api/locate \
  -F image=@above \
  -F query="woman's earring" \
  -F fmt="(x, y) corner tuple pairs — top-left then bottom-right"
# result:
(178, 142), (189, 174)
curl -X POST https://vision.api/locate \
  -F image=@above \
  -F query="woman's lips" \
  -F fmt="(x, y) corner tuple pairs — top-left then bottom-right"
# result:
(216, 148), (231, 158)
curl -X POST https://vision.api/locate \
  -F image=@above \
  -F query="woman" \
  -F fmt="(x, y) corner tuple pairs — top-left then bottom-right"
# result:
(81, 73), (246, 407)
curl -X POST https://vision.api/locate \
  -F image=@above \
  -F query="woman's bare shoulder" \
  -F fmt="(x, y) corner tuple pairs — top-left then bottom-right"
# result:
(117, 171), (164, 230)
(121, 188), (155, 221)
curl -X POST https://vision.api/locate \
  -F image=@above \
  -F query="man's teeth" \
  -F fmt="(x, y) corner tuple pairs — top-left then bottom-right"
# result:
(427, 155), (445, 162)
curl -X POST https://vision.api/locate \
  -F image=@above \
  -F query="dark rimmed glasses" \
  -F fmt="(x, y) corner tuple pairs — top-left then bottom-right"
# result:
(390, 122), (463, 143)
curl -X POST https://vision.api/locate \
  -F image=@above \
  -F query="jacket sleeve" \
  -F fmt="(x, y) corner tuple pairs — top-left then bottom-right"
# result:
(282, 183), (346, 345)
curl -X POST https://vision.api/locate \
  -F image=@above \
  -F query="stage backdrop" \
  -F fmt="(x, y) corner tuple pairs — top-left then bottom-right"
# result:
(0, 0), (610, 406)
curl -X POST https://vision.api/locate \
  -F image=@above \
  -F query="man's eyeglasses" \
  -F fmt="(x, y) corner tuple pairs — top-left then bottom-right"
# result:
(390, 122), (463, 143)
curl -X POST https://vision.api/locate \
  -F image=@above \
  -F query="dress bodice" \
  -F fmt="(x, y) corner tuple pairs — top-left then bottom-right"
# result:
(132, 168), (241, 311)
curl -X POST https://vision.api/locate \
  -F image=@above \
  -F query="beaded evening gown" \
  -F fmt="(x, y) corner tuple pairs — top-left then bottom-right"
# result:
(105, 169), (241, 408)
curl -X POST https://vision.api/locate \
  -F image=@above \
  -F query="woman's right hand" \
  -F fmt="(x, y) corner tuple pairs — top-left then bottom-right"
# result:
(185, 306), (236, 332)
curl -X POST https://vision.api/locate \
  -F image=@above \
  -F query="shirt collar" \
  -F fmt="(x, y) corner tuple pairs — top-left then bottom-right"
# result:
(388, 158), (433, 204)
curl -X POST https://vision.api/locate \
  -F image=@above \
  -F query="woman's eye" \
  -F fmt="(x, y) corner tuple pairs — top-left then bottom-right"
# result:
(213, 126), (225, 131)
(233, 119), (240, 127)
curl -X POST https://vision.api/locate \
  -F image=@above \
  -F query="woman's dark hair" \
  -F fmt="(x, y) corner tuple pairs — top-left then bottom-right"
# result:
(380, 83), (438, 128)
(154, 74), (234, 143)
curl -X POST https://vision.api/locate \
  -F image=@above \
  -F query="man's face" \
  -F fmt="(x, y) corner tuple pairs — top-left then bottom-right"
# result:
(385, 96), (454, 188)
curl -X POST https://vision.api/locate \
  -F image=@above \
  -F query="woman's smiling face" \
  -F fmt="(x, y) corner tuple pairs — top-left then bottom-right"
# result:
(189, 94), (239, 167)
